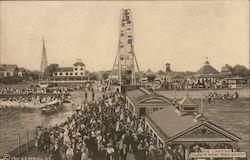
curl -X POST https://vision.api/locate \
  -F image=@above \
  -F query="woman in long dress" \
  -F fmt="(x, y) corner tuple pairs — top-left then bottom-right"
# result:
(63, 128), (71, 147)
(81, 144), (89, 160)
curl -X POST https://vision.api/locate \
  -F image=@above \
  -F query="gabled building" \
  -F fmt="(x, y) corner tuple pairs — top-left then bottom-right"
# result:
(176, 94), (199, 116)
(145, 106), (241, 160)
(126, 87), (174, 116)
(0, 64), (19, 77)
(17, 68), (27, 77)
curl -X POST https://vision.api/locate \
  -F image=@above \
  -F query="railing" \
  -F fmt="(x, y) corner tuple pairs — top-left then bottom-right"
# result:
(0, 93), (63, 99)
(1, 130), (36, 157)
(145, 114), (168, 141)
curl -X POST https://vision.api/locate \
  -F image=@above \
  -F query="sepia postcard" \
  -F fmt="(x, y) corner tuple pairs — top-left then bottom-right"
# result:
(0, 1), (249, 160)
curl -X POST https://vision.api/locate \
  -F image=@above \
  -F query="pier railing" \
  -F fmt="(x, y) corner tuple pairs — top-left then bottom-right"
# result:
(1, 130), (36, 157)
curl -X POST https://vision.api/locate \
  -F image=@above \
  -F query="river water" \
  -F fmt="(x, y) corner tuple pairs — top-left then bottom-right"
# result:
(0, 91), (90, 155)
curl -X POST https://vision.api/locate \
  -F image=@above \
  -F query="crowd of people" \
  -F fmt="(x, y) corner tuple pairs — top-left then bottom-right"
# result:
(35, 89), (185, 160)
(0, 83), (89, 95)
(205, 91), (239, 102)
(0, 87), (47, 94)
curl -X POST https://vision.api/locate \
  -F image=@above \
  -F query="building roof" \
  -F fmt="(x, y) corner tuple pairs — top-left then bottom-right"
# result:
(18, 68), (26, 72)
(0, 65), (6, 71)
(73, 62), (85, 66)
(197, 60), (219, 75)
(171, 74), (187, 80)
(177, 94), (198, 107)
(149, 106), (197, 137)
(4, 64), (18, 71)
(193, 74), (229, 78)
(126, 88), (148, 103)
(225, 76), (248, 80)
(148, 107), (241, 142)
(54, 67), (73, 72)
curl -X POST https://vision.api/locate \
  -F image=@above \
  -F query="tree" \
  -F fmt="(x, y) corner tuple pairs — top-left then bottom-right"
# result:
(102, 72), (109, 80)
(231, 65), (250, 77)
(45, 64), (59, 77)
(157, 70), (164, 75)
(220, 64), (250, 77)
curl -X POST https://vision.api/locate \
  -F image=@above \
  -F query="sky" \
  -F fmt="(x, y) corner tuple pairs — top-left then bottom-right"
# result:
(0, 1), (249, 72)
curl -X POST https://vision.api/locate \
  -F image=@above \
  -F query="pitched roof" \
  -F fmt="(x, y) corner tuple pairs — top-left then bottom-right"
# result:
(0, 65), (6, 71)
(177, 94), (198, 107)
(54, 67), (73, 72)
(73, 62), (85, 66)
(197, 61), (219, 75)
(126, 89), (148, 103)
(5, 64), (18, 71)
(149, 106), (197, 137)
(171, 74), (187, 80)
(18, 68), (26, 72)
(165, 121), (241, 143)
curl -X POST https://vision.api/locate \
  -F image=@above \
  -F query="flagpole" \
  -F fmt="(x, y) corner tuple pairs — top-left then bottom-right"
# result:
(201, 93), (203, 114)
(186, 79), (188, 95)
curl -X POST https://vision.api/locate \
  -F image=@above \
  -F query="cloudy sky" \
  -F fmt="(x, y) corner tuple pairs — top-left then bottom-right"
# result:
(0, 1), (249, 72)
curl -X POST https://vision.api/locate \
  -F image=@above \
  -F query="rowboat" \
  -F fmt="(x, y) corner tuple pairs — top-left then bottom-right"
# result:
(41, 100), (62, 115)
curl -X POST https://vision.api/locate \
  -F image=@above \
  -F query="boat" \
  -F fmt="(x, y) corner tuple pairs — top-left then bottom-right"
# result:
(41, 100), (62, 115)
(39, 81), (49, 88)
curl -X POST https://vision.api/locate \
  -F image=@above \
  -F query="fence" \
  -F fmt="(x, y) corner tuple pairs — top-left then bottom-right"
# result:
(1, 131), (36, 157)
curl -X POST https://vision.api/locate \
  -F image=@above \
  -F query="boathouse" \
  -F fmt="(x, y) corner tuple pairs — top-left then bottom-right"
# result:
(145, 105), (241, 160)
(126, 87), (173, 116)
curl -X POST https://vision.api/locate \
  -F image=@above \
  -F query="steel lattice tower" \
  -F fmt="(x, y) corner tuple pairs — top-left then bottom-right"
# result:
(39, 39), (48, 81)
(112, 9), (141, 85)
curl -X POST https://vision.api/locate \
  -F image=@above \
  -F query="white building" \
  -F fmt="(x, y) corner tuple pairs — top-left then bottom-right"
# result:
(0, 64), (19, 77)
(53, 61), (86, 77)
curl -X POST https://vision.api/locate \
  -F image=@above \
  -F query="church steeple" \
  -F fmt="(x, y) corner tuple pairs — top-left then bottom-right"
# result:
(40, 39), (48, 73)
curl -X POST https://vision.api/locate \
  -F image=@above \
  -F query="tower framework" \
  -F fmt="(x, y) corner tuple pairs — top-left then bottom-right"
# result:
(39, 39), (48, 81)
(111, 9), (141, 85)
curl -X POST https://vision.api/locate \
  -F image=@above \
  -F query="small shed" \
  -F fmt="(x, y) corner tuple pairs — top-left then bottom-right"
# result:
(176, 94), (199, 116)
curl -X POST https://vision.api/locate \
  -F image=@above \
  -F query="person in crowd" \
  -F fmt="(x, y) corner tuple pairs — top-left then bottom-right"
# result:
(35, 85), (190, 160)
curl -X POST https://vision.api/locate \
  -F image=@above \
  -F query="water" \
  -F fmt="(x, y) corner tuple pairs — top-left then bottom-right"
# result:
(0, 90), (102, 156)
(0, 103), (73, 155)
(194, 98), (250, 158)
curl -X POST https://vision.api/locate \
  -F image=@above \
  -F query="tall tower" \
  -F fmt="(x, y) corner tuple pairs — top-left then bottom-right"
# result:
(39, 39), (48, 81)
(112, 9), (141, 85)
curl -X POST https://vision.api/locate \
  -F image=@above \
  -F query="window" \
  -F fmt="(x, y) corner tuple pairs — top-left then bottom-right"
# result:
(60, 73), (63, 76)
(70, 73), (73, 75)
(7, 72), (10, 76)
(66, 73), (68, 76)
(81, 68), (83, 71)
(120, 33), (124, 37)
(55, 73), (57, 76)
(128, 39), (132, 44)
(183, 107), (195, 111)
(75, 73), (78, 76)
(75, 68), (77, 71)
(81, 73), (83, 75)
